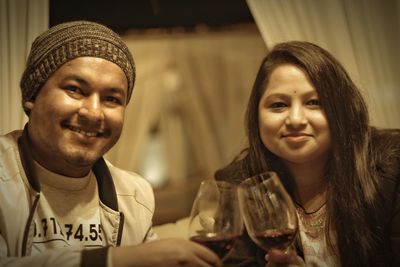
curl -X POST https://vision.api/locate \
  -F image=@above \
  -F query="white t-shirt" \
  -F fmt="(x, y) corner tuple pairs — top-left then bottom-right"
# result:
(31, 161), (105, 254)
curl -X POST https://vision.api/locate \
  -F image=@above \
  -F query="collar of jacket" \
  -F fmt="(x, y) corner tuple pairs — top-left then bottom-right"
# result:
(17, 124), (119, 210)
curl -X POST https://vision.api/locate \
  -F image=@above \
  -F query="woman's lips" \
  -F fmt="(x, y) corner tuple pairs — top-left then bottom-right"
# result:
(282, 133), (311, 142)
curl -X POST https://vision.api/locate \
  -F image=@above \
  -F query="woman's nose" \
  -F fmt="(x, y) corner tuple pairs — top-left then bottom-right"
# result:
(285, 105), (307, 129)
(78, 95), (104, 122)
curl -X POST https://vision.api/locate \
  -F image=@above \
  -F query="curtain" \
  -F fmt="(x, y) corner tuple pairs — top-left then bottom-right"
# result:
(106, 26), (267, 185)
(106, 28), (267, 223)
(247, 0), (400, 128)
(0, 0), (49, 134)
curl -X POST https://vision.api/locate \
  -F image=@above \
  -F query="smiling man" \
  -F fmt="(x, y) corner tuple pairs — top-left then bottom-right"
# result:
(0, 21), (221, 267)
(25, 56), (128, 177)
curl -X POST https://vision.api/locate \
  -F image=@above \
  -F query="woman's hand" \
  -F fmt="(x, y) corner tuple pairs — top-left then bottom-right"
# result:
(265, 247), (305, 267)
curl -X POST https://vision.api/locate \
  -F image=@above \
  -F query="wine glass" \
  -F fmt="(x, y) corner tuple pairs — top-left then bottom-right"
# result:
(188, 179), (243, 260)
(237, 171), (298, 252)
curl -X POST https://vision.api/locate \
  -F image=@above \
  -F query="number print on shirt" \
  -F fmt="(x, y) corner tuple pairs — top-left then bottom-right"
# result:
(33, 217), (103, 243)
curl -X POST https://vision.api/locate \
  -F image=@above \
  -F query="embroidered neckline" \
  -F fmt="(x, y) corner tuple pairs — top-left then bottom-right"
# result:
(296, 203), (327, 239)
(294, 201), (326, 214)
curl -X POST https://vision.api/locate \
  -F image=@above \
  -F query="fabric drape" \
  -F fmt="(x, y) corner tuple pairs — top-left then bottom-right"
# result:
(0, 0), (48, 134)
(105, 27), (267, 184)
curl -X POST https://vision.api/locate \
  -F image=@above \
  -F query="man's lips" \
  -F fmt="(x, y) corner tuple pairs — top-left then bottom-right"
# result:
(64, 124), (106, 138)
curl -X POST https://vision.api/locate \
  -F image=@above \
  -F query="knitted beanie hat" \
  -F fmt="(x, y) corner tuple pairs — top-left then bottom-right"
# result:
(20, 20), (135, 114)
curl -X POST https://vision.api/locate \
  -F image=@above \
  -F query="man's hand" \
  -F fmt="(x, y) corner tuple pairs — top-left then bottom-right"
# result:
(112, 238), (222, 267)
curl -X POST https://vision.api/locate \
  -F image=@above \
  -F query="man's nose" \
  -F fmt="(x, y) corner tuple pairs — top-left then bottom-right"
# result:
(78, 95), (104, 122)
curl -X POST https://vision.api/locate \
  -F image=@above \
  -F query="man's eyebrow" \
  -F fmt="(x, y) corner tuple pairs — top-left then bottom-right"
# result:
(60, 74), (89, 86)
(60, 75), (125, 91)
(108, 87), (127, 97)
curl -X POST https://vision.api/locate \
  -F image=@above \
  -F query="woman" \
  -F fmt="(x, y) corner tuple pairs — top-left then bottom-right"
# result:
(216, 41), (400, 266)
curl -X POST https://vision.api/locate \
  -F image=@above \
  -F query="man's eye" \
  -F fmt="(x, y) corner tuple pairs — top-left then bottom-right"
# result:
(64, 86), (82, 94)
(104, 96), (123, 105)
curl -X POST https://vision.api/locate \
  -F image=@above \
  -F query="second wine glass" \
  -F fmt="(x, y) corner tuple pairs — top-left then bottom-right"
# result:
(237, 171), (298, 252)
(188, 179), (243, 261)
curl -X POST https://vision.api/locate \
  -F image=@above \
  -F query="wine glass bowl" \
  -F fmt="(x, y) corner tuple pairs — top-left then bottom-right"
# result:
(188, 179), (243, 260)
(238, 172), (298, 252)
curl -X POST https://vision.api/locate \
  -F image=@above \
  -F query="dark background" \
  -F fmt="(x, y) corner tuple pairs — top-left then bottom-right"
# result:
(50, 0), (254, 32)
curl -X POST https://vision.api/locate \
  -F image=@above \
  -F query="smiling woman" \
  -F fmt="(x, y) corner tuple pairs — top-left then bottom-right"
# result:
(215, 41), (400, 267)
(258, 64), (331, 166)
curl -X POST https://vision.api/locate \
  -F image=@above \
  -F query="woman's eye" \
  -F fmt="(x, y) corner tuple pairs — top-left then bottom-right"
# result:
(307, 99), (321, 106)
(270, 102), (287, 109)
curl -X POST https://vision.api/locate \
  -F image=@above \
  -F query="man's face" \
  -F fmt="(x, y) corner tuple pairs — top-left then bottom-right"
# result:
(25, 57), (128, 177)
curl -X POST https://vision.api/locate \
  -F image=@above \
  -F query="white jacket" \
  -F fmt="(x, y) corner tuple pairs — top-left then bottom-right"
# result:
(0, 130), (156, 267)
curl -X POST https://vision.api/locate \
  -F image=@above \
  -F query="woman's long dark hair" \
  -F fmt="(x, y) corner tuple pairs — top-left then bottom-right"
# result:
(243, 41), (381, 266)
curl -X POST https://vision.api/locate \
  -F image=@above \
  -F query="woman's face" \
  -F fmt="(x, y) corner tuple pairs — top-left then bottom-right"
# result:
(258, 64), (332, 165)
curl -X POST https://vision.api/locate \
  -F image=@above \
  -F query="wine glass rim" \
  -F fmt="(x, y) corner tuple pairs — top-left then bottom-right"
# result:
(201, 179), (238, 189)
(239, 171), (280, 186)
(201, 179), (237, 184)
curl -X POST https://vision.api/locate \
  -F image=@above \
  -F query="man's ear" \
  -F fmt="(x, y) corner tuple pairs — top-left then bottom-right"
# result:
(23, 101), (35, 113)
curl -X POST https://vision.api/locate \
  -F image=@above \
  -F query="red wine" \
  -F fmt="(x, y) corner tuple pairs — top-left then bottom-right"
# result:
(190, 234), (238, 259)
(254, 228), (297, 251)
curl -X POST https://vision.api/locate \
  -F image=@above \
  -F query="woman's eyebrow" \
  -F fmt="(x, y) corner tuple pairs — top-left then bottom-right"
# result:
(264, 93), (290, 102)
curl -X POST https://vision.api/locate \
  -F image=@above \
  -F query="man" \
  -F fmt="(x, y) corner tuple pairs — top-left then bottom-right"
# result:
(0, 21), (221, 267)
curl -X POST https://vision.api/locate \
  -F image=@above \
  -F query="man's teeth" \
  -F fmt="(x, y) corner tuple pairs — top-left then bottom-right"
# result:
(69, 126), (99, 137)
